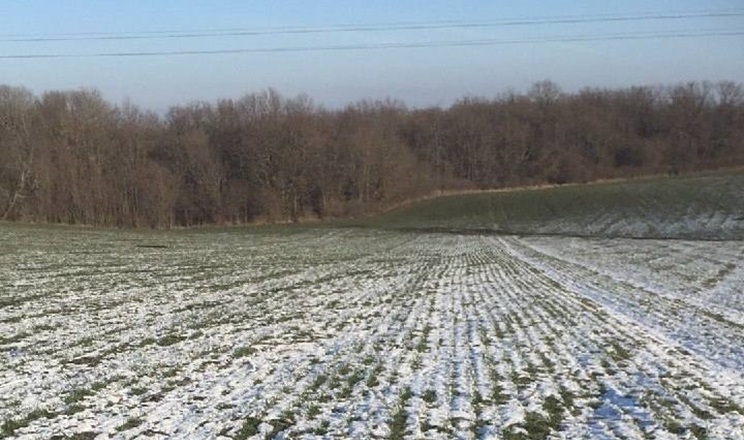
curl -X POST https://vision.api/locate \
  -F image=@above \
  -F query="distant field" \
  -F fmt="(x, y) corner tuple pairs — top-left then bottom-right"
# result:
(365, 170), (744, 240)
(2, 219), (744, 439)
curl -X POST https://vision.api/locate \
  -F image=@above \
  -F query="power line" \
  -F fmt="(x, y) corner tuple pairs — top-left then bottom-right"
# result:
(1, 10), (743, 42)
(1, 29), (741, 59)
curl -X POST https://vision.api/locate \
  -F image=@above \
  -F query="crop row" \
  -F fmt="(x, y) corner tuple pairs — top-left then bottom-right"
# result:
(1, 226), (743, 438)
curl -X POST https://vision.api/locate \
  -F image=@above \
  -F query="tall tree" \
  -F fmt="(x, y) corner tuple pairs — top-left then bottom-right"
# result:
(0, 86), (37, 220)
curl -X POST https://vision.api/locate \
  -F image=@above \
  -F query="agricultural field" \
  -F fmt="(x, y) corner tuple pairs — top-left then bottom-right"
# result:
(1, 224), (743, 439)
(371, 171), (744, 240)
(1, 171), (744, 439)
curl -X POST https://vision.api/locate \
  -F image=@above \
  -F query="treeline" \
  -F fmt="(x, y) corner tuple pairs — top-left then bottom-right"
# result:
(1, 81), (743, 227)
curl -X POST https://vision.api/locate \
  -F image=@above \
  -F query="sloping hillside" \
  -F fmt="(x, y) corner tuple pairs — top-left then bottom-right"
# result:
(365, 171), (744, 240)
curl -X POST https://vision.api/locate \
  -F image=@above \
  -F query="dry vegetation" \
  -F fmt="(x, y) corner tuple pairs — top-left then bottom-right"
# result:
(1, 80), (743, 227)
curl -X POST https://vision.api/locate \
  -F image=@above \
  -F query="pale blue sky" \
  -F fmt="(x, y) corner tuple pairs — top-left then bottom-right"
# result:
(1, 1), (743, 111)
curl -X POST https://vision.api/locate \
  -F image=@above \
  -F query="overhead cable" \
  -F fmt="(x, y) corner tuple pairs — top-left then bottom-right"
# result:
(2, 29), (741, 59)
(1, 10), (743, 42)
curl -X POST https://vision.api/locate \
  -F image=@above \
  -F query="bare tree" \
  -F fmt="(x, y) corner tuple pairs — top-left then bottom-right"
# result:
(1, 80), (742, 228)
(0, 86), (40, 220)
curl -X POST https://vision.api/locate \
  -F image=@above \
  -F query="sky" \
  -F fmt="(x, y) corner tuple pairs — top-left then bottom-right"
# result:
(1, 1), (743, 112)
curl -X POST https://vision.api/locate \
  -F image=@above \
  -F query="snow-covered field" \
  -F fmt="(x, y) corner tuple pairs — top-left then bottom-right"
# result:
(1, 225), (743, 439)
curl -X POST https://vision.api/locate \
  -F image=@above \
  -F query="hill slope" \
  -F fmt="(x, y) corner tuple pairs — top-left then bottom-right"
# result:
(363, 171), (744, 240)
